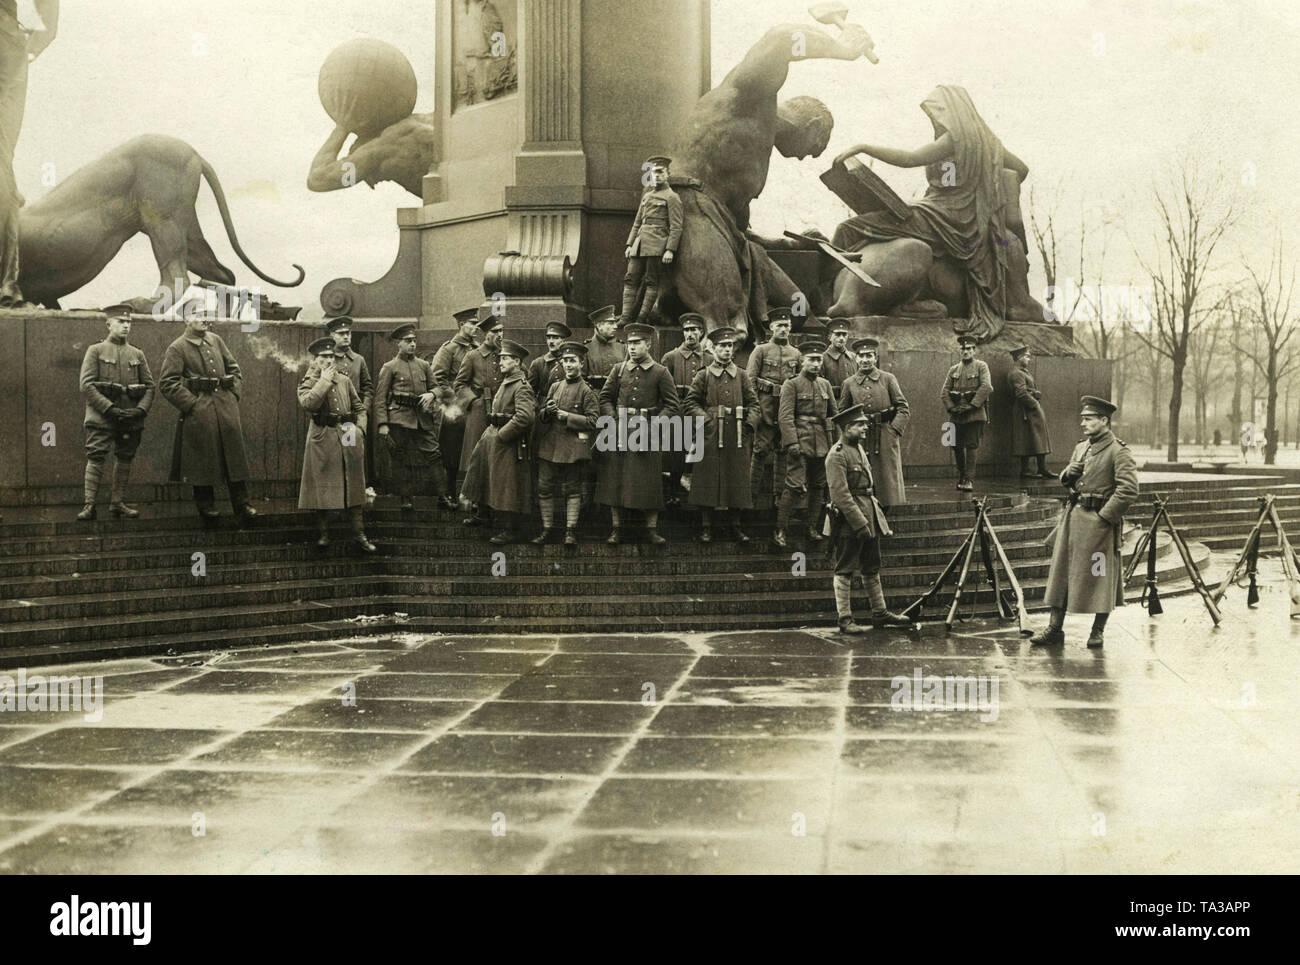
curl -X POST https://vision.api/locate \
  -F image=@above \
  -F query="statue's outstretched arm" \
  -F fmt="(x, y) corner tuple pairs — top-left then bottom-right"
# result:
(728, 23), (875, 102)
(835, 132), (954, 169)
(307, 125), (355, 192)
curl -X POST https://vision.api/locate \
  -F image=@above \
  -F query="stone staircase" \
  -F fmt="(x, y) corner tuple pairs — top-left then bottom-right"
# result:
(0, 480), (1221, 667)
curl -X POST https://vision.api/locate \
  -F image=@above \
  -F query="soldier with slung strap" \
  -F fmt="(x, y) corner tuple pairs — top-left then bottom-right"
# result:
(427, 306), (481, 491)
(375, 323), (446, 511)
(840, 337), (909, 507)
(747, 306), (802, 511)
(941, 334), (992, 491)
(774, 337), (836, 548)
(77, 304), (155, 520)
(821, 319), (857, 402)
(621, 155), (683, 326)
(533, 341), (600, 546)
(825, 404), (913, 635)
(660, 312), (712, 504)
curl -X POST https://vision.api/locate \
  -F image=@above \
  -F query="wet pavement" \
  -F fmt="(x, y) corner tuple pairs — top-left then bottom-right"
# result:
(1, 559), (1298, 874)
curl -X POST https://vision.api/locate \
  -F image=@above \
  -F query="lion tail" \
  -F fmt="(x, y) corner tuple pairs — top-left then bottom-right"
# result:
(199, 158), (305, 288)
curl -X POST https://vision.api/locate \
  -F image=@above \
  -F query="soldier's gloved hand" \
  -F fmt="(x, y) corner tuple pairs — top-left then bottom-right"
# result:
(785, 443), (801, 456)
(624, 246), (632, 259)
(662, 251), (674, 265)
(108, 406), (131, 421)
(419, 392), (437, 412)
(377, 425), (389, 437)
(121, 407), (145, 421)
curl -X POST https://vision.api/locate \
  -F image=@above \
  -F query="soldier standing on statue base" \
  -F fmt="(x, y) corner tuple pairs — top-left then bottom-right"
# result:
(825, 404), (913, 635)
(77, 305), (155, 520)
(683, 326), (759, 543)
(1032, 396), (1138, 650)
(941, 335), (992, 492)
(159, 315), (258, 521)
(1008, 344), (1052, 478)
(747, 307), (801, 511)
(375, 324), (447, 512)
(533, 341), (599, 546)
(297, 337), (374, 552)
(840, 337), (909, 507)
(773, 338), (836, 549)
(621, 155), (683, 326)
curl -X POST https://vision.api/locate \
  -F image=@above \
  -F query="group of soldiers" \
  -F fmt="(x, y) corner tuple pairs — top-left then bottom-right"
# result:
(75, 299), (1130, 644)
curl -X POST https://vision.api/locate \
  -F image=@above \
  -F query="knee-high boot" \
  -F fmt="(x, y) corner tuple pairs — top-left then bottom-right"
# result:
(78, 461), (103, 520)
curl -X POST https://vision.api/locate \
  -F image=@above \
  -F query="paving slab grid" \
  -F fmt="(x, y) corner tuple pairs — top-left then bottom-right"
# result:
(1, 565), (1297, 874)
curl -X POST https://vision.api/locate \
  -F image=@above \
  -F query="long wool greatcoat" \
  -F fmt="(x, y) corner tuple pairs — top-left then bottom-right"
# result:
(596, 357), (680, 510)
(159, 332), (250, 485)
(1008, 366), (1052, 456)
(683, 362), (760, 509)
(1044, 430), (1139, 613)
(464, 371), (536, 513)
(454, 344), (502, 466)
(296, 362), (366, 510)
(660, 343), (712, 476)
(840, 368), (910, 506)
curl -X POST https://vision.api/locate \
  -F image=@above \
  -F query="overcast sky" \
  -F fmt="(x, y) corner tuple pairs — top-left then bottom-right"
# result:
(15, 0), (1297, 316)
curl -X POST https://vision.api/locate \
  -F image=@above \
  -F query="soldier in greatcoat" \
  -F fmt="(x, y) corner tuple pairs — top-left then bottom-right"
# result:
(747, 306), (801, 510)
(462, 339), (536, 545)
(375, 324), (447, 511)
(533, 341), (600, 546)
(582, 305), (627, 508)
(597, 322), (680, 544)
(453, 314), (504, 523)
(683, 326), (759, 542)
(839, 337), (910, 507)
(297, 337), (374, 552)
(158, 316), (257, 520)
(1032, 396), (1139, 649)
(620, 155), (683, 326)
(427, 306), (481, 488)
(1008, 344), (1052, 477)
(825, 404), (913, 635)
(77, 305), (155, 520)
(821, 319), (857, 403)
(660, 312), (712, 504)
(940, 335), (993, 491)
(773, 338), (836, 549)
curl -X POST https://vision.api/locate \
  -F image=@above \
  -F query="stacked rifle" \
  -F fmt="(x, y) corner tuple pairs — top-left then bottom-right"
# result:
(1122, 495), (1221, 625)
(1211, 494), (1300, 618)
(899, 496), (1033, 633)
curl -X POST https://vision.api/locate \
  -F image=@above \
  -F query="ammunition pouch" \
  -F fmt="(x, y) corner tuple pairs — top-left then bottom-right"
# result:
(488, 413), (512, 428)
(1075, 492), (1109, 512)
(391, 393), (423, 409)
(755, 378), (779, 395)
(948, 390), (976, 407)
(126, 383), (149, 401)
(90, 381), (125, 401)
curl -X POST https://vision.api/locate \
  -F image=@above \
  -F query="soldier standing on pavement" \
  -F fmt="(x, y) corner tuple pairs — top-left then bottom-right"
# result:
(461, 339), (536, 545)
(660, 312), (712, 505)
(597, 322), (680, 544)
(77, 305), (155, 520)
(840, 337), (910, 507)
(941, 335), (993, 492)
(1032, 396), (1138, 649)
(453, 314), (504, 523)
(375, 324), (446, 512)
(773, 338), (836, 549)
(158, 316), (258, 521)
(297, 337), (374, 552)
(620, 155), (683, 326)
(825, 404), (913, 635)
(821, 319), (857, 404)
(427, 306), (481, 489)
(683, 326), (759, 543)
(747, 307), (802, 511)
(1007, 345), (1052, 478)
(533, 341), (600, 546)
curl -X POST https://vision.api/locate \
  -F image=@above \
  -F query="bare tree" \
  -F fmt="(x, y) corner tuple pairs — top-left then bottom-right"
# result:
(1237, 236), (1299, 465)
(1187, 315), (1225, 445)
(1129, 159), (1239, 462)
